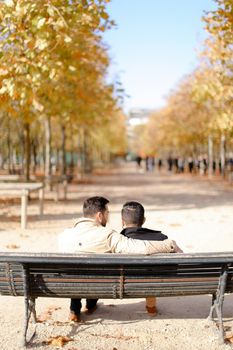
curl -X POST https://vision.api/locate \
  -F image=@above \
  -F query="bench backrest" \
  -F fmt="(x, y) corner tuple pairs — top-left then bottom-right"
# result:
(0, 252), (233, 299)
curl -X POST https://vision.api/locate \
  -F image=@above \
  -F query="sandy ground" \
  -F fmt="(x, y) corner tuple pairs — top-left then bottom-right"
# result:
(0, 163), (233, 350)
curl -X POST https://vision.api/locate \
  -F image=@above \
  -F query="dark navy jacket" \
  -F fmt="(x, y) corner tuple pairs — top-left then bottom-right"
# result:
(120, 227), (168, 241)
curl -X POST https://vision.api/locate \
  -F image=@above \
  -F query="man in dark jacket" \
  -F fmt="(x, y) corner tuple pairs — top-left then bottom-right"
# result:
(120, 201), (176, 315)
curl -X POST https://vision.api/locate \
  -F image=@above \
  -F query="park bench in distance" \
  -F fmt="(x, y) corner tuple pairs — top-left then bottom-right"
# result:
(0, 174), (20, 182)
(33, 174), (68, 202)
(0, 183), (44, 229)
(0, 252), (232, 347)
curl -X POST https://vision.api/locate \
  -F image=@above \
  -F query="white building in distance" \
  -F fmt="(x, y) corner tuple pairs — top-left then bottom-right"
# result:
(128, 108), (152, 126)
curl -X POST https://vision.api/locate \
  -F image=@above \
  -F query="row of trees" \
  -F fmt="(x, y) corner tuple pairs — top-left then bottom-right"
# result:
(0, 0), (127, 180)
(135, 0), (233, 176)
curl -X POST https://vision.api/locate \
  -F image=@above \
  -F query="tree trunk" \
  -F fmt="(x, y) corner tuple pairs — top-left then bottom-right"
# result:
(55, 148), (60, 173)
(83, 128), (92, 173)
(20, 129), (25, 176)
(7, 116), (12, 174)
(208, 135), (213, 178)
(24, 122), (30, 181)
(61, 124), (66, 176)
(45, 117), (52, 187)
(70, 130), (75, 170)
(220, 134), (226, 176)
(76, 128), (83, 179)
(32, 139), (38, 175)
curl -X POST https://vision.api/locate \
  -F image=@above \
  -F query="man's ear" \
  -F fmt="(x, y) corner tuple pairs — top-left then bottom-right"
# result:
(95, 211), (103, 224)
(122, 219), (126, 227)
(143, 217), (146, 225)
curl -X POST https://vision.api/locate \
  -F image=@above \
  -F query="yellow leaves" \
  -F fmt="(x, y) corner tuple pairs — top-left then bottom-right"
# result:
(0, 79), (14, 97)
(101, 11), (109, 20)
(49, 69), (56, 80)
(14, 2), (29, 19)
(0, 0), (119, 146)
(27, 39), (36, 50)
(0, 68), (8, 76)
(47, 6), (55, 17)
(68, 66), (76, 72)
(37, 17), (46, 29)
(56, 18), (65, 29)
(81, 13), (93, 25)
(35, 38), (48, 51)
(64, 35), (72, 43)
(32, 99), (44, 112)
(99, 25), (106, 32)
(5, 0), (14, 7)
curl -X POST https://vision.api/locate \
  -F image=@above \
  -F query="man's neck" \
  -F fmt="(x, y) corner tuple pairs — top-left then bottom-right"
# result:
(124, 224), (140, 228)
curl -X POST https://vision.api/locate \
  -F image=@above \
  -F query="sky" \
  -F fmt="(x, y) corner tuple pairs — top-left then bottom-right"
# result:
(103, 0), (217, 113)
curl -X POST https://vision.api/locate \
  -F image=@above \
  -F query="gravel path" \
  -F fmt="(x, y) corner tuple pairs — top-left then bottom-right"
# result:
(0, 163), (233, 349)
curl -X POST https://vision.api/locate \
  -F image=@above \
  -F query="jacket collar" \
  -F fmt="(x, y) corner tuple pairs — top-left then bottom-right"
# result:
(74, 217), (98, 227)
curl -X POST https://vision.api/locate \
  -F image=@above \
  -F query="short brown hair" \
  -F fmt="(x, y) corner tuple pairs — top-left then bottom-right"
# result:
(83, 196), (109, 217)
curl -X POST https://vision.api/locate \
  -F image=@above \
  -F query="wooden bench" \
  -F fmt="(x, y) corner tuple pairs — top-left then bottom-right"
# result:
(0, 252), (232, 347)
(0, 175), (20, 182)
(32, 175), (68, 201)
(0, 183), (44, 229)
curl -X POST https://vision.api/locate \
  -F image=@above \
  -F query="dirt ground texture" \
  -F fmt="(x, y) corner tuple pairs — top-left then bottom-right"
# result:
(0, 163), (233, 350)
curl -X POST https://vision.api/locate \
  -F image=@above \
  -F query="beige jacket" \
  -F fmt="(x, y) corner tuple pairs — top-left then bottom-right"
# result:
(58, 218), (178, 254)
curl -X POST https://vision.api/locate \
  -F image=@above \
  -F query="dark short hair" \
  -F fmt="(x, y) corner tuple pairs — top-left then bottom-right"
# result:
(83, 196), (109, 217)
(121, 201), (144, 227)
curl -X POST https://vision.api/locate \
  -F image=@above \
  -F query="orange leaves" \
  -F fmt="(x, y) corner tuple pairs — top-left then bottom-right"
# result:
(45, 335), (73, 348)
(36, 306), (61, 323)
(225, 334), (233, 344)
(100, 11), (109, 20)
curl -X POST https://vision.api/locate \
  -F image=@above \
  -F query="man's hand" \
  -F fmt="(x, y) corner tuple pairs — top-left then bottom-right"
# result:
(171, 240), (183, 253)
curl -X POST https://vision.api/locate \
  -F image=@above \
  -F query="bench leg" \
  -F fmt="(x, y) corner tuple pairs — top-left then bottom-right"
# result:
(208, 266), (228, 344)
(22, 265), (37, 347)
(21, 193), (28, 230)
(23, 294), (29, 347)
(55, 183), (59, 202)
(63, 180), (68, 200)
(29, 297), (37, 324)
(39, 188), (44, 216)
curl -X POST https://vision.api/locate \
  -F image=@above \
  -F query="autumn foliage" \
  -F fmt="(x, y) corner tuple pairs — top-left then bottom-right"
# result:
(0, 0), (127, 178)
(139, 0), (233, 167)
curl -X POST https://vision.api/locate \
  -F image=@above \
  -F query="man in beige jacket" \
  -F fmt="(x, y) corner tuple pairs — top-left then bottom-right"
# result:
(58, 196), (181, 321)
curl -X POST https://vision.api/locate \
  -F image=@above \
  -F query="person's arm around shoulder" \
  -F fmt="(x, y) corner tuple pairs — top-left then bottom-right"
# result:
(174, 243), (183, 253)
(107, 229), (179, 254)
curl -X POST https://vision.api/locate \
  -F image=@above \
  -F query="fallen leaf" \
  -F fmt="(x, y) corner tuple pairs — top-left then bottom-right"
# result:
(37, 306), (61, 322)
(6, 244), (20, 249)
(225, 334), (233, 343)
(46, 336), (73, 347)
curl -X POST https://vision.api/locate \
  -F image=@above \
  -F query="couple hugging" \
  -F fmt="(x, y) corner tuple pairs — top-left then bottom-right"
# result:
(59, 196), (183, 322)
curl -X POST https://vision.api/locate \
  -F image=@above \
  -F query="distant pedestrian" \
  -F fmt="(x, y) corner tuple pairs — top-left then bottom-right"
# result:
(158, 159), (163, 171)
(136, 155), (142, 169)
